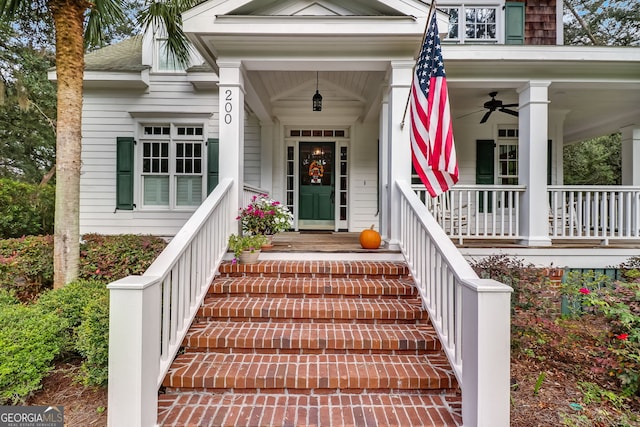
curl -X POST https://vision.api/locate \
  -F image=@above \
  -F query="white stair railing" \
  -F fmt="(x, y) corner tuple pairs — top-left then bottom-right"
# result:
(398, 180), (513, 427)
(107, 178), (233, 427)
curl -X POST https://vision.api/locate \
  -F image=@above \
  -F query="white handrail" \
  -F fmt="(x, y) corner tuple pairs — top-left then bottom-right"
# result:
(107, 178), (234, 427)
(398, 179), (513, 427)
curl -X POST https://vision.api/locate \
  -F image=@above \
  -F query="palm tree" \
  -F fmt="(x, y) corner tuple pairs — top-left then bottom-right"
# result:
(0, 0), (199, 288)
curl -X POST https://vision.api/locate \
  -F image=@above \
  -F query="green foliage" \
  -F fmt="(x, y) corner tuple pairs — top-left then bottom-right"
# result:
(564, 0), (640, 46)
(582, 280), (640, 397)
(470, 254), (548, 311)
(0, 235), (54, 295)
(563, 134), (621, 185)
(0, 302), (66, 404)
(37, 280), (108, 352)
(75, 291), (109, 386)
(0, 179), (55, 238)
(0, 23), (56, 183)
(228, 233), (267, 260)
(79, 234), (167, 283)
(560, 270), (613, 317)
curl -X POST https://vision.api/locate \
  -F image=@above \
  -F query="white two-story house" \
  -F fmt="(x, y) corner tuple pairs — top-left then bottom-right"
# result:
(74, 0), (640, 267)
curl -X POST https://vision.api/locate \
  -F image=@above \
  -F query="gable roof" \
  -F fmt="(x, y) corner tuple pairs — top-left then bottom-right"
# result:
(84, 36), (147, 72)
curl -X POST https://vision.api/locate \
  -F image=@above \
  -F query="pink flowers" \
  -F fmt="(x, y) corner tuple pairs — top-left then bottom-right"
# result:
(615, 333), (629, 341)
(579, 287), (590, 295)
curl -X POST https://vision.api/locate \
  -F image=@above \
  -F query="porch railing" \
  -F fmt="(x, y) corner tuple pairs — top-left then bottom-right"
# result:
(107, 178), (234, 427)
(548, 185), (640, 244)
(399, 180), (513, 427)
(413, 184), (526, 242)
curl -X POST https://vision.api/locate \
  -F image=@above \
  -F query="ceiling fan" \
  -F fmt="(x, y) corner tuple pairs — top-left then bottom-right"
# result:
(479, 92), (519, 123)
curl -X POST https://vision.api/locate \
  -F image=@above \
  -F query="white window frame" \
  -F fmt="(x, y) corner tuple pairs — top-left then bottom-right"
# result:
(137, 122), (206, 211)
(440, 2), (503, 44)
(154, 39), (183, 73)
(496, 126), (519, 185)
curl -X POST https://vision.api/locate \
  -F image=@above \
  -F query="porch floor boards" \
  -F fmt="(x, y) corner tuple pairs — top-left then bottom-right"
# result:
(157, 261), (462, 427)
(269, 232), (640, 251)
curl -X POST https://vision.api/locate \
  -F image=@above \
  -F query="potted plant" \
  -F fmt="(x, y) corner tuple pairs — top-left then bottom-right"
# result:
(237, 194), (294, 238)
(228, 233), (267, 264)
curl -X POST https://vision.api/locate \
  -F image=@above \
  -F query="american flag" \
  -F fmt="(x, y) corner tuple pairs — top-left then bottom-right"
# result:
(409, 12), (458, 197)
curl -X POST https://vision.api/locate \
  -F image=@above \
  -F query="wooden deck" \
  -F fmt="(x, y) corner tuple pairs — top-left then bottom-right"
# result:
(261, 232), (640, 268)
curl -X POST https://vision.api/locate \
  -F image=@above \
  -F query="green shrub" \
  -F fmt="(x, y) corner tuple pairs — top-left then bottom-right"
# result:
(0, 179), (55, 238)
(0, 235), (54, 296)
(0, 289), (19, 306)
(470, 254), (548, 312)
(0, 303), (66, 404)
(80, 234), (167, 283)
(76, 292), (110, 386)
(37, 280), (108, 353)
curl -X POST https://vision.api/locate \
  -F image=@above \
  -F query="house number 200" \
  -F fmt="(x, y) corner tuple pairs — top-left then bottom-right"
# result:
(224, 90), (233, 124)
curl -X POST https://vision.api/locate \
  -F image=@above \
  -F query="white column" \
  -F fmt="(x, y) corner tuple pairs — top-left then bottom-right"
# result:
(107, 276), (161, 427)
(218, 61), (245, 233)
(621, 125), (640, 186)
(517, 81), (552, 246)
(387, 61), (413, 246)
(379, 92), (390, 240)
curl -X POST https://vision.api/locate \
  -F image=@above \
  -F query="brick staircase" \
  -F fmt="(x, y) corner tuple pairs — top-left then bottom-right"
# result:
(157, 260), (462, 426)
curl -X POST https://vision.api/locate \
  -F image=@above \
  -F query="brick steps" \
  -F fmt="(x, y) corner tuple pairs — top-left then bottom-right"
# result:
(158, 260), (461, 426)
(163, 352), (456, 393)
(197, 296), (429, 323)
(158, 393), (462, 427)
(183, 322), (441, 354)
(208, 277), (418, 299)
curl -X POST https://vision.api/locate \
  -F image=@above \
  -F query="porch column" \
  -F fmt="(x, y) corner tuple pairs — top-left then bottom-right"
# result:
(387, 61), (413, 246)
(621, 125), (640, 185)
(379, 92), (390, 240)
(218, 61), (246, 232)
(517, 81), (552, 246)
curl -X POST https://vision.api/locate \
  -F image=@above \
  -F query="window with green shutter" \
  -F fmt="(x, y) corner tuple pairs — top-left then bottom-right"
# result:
(116, 136), (135, 210)
(505, 2), (525, 45)
(207, 138), (219, 195)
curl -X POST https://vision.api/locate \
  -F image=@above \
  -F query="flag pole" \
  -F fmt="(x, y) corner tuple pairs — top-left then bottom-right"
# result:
(400, 1), (438, 129)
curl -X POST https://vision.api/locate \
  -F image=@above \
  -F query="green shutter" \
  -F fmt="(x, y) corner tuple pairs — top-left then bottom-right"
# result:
(207, 138), (219, 195)
(476, 140), (495, 213)
(116, 136), (135, 210)
(505, 2), (525, 45)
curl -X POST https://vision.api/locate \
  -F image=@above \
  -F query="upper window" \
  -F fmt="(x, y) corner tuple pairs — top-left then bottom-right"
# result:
(442, 5), (499, 43)
(156, 39), (182, 72)
(139, 124), (204, 209)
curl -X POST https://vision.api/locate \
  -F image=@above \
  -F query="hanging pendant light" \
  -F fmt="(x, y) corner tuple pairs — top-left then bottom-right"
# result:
(312, 71), (322, 112)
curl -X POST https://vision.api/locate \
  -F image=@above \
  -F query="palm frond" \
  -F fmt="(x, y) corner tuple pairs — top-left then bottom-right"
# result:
(139, 0), (202, 68)
(85, 0), (127, 49)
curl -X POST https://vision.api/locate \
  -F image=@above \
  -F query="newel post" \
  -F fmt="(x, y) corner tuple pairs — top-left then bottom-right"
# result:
(461, 279), (513, 427)
(107, 276), (162, 427)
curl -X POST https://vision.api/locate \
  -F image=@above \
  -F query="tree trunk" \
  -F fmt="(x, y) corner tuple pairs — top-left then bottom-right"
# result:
(51, 2), (90, 288)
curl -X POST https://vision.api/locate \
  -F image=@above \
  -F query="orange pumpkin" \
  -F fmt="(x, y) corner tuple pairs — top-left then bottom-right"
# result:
(359, 224), (381, 249)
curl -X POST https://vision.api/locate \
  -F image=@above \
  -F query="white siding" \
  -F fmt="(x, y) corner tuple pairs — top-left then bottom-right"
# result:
(348, 122), (379, 232)
(80, 74), (219, 236)
(244, 113), (262, 187)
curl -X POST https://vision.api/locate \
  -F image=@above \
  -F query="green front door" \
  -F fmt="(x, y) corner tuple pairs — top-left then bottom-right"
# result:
(299, 142), (335, 229)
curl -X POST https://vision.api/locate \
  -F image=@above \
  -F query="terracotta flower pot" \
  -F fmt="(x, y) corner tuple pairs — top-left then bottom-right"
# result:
(238, 250), (261, 264)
